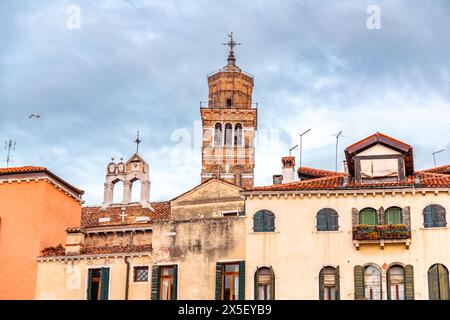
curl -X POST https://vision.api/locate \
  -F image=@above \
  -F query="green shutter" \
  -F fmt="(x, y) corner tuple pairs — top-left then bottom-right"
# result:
(405, 265), (414, 300)
(172, 265), (178, 300)
(335, 266), (340, 300)
(238, 261), (245, 300)
(354, 265), (364, 300)
(428, 265), (440, 300)
(87, 269), (94, 300)
(215, 262), (223, 300)
(438, 264), (449, 300)
(386, 208), (402, 225)
(254, 269), (259, 300)
(100, 267), (110, 300)
(151, 266), (160, 300)
(269, 266), (275, 300)
(319, 268), (324, 300)
(360, 209), (377, 225)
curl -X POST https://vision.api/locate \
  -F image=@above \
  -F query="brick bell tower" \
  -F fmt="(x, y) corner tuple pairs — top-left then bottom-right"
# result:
(200, 33), (257, 188)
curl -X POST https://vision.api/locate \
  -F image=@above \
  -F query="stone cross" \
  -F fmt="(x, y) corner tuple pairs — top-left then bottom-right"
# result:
(119, 211), (127, 223)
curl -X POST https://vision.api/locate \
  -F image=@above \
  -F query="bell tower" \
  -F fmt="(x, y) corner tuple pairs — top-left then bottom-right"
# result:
(200, 33), (257, 188)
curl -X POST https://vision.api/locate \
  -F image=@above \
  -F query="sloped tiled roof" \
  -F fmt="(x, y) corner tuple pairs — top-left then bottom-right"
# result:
(297, 166), (344, 180)
(420, 164), (450, 175)
(0, 166), (46, 174)
(40, 244), (152, 257)
(245, 171), (450, 192)
(81, 202), (171, 228)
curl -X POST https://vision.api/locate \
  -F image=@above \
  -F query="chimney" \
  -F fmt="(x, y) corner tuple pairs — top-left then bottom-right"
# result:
(273, 174), (283, 185)
(281, 156), (296, 183)
(65, 228), (86, 255)
(343, 160), (349, 186)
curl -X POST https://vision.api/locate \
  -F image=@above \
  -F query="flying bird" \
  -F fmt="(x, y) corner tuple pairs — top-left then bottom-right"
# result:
(29, 114), (41, 119)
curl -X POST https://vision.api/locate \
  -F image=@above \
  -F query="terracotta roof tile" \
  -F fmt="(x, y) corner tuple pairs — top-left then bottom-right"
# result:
(297, 166), (344, 180)
(81, 202), (171, 228)
(40, 244), (152, 257)
(0, 166), (46, 174)
(420, 164), (450, 175)
(245, 170), (450, 192)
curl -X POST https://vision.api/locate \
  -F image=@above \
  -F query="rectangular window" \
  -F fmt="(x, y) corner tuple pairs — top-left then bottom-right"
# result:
(87, 268), (109, 300)
(159, 266), (175, 300)
(222, 211), (239, 217)
(222, 263), (240, 300)
(133, 266), (149, 282)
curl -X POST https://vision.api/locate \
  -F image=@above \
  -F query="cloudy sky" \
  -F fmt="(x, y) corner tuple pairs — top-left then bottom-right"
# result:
(1, 0), (450, 205)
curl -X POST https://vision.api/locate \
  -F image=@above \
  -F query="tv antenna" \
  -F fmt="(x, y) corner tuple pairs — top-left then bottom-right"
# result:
(298, 129), (311, 169)
(432, 149), (445, 167)
(334, 131), (343, 172)
(4, 140), (16, 168)
(289, 144), (298, 157)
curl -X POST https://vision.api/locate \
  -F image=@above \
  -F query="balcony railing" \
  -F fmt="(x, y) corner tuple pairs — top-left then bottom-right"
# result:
(352, 224), (411, 249)
(200, 101), (258, 109)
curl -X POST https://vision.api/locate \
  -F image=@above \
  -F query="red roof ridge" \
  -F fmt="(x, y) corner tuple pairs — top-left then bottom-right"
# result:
(346, 132), (412, 152)
(297, 166), (344, 176)
(0, 166), (46, 174)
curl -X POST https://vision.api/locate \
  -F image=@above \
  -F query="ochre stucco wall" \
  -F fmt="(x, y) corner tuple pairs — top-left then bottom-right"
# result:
(245, 190), (450, 300)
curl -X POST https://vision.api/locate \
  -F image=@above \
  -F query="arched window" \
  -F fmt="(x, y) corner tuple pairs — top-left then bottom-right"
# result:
(319, 266), (339, 300)
(214, 123), (222, 146)
(428, 264), (450, 300)
(224, 123), (233, 146)
(253, 210), (275, 232)
(226, 98), (232, 108)
(234, 124), (242, 146)
(387, 265), (405, 300)
(359, 208), (377, 226)
(316, 208), (339, 231)
(385, 207), (402, 225)
(254, 267), (275, 300)
(112, 180), (124, 203)
(131, 179), (141, 203)
(364, 265), (382, 300)
(423, 204), (447, 228)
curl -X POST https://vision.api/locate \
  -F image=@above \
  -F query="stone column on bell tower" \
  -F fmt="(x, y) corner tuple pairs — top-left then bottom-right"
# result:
(200, 33), (257, 188)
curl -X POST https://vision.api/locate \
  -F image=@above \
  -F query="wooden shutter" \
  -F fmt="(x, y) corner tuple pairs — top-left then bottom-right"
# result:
(238, 261), (245, 300)
(87, 269), (94, 300)
(378, 207), (385, 225)
(428, 265), (439, 300)
(319, 268), (324, 300)
(99, 267), (110, 300)
(352, 208), (359, 227)
(172, 265), (178, 300)
(438, 264), (449, 300)
(151, 266), (160, 300)
(403, 206), (411, 229)
(354, 265), (364, 300)
(329, 211), (339, 231)
(423, 206), (435, 227)
(317, 211), (327, 231)
(405, 264), (414, 300)
(266, 212), (275, 232)
(269, 266), (275, 300)
(215, 262), (223, 300)
(254, 269), (259, 300)
(436, 205), (447, 227)
(335, 266), (340, 300)
(253, 212), (263, 232)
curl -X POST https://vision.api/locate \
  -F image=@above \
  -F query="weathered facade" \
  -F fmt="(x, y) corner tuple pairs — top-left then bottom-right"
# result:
(243, 132), (450, 300)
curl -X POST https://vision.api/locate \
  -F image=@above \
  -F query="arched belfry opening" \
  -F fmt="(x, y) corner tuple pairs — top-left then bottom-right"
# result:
(102, 153), (152, 210)
(200, 33), (257, 188)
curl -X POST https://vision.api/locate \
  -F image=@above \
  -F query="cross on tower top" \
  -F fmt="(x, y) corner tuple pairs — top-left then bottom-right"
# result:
(134, 130), (142, 154)
(223, 32), (241, 67)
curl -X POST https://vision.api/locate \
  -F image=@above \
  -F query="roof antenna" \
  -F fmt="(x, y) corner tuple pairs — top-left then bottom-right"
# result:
(333, 131), (343, 172)
(4, 140), (16, 168)
(298, 129), (311, 169)
(289, 144), (298, 157)
(432, 149), (445, 167)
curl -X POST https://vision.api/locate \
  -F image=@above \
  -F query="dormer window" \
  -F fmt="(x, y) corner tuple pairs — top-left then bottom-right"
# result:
(345, 133), (413, 184)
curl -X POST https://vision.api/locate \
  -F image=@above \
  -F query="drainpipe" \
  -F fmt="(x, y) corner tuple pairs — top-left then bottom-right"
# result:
(124, 256), (130, 300)
(124, 231), (134, 300)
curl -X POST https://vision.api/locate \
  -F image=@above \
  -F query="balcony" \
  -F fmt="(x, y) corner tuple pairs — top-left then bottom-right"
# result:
(200, 101), (258, 109)
(352, 224), (411, 250)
